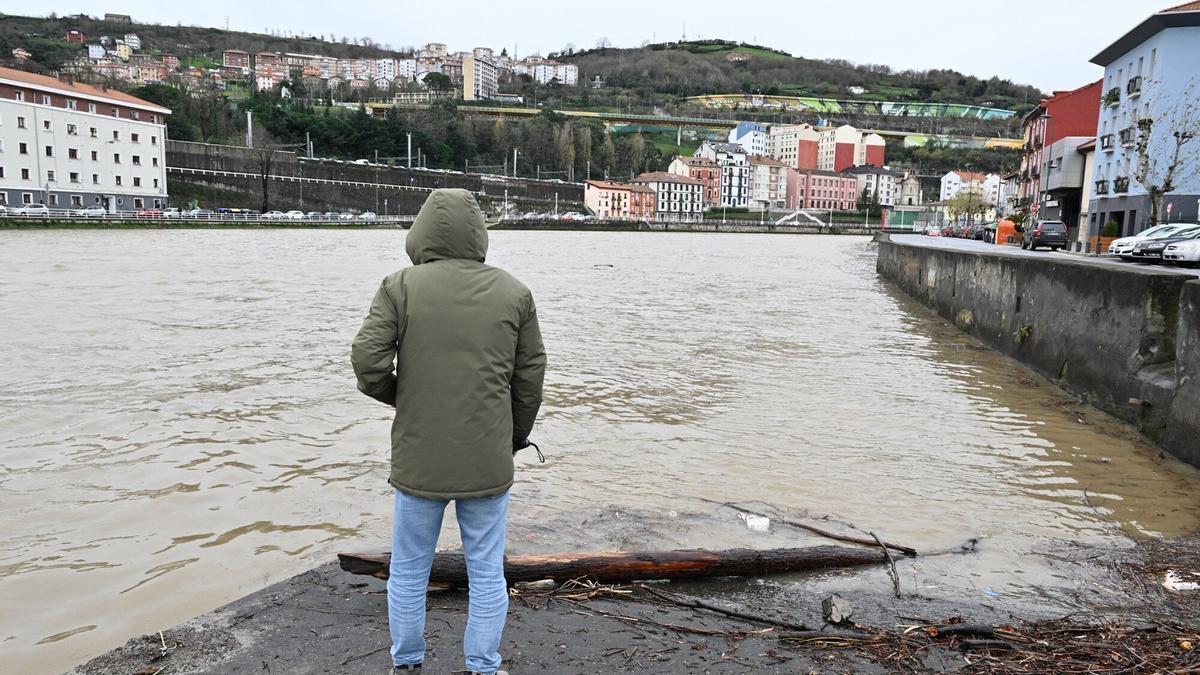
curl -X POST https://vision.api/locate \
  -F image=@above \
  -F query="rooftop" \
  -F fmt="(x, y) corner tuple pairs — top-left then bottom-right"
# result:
(748, 155), (789, 167)
(1091, 3), (1200, 66)
(633, 171), (703, 185)
(586, 179), (654, 193)
(0, 66), (171, 114)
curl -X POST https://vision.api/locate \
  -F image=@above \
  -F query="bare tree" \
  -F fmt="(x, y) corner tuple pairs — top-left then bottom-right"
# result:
(253, 146), (279, 213)
(1133, 80), (1200, 226)
(595, 37), (611, 50)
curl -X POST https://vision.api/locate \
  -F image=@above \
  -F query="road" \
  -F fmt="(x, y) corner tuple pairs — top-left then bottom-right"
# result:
(890, 234), (1200, 278)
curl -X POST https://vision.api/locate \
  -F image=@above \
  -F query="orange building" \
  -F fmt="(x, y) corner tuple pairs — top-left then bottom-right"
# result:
(584, 180), (657, 220)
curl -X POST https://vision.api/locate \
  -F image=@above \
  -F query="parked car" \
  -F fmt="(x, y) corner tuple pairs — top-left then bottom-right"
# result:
(324, 211), (340, 219)
(284, 210), (305, 220)
(1163, 239), (1200, 266)
(0, 205), (6, 217)
(134, 208), (161, 218)
(74, 205), (108, 218)
(358, 211), (378, 220)
(1110, 224), (1189, 257)
(262, 210), (286, 220)
(183, 208), (214, 218)
(13, 203), (50, 217)
(1021, 220), (1069, 251)
(1130, 225), (1200, 262)
(162, 208), (182, 218)
(338, 212), (355, 220)
(306, 211), (324, 219)
(926, 227), (942, 237)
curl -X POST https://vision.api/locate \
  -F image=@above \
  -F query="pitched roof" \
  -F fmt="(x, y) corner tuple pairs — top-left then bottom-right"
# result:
(0, 66), (171, 113)
(951, 170), (988, 182)
(1091, 3), (1200, 65)
(675, 156), (716, 166)
(586, 179), (652, 192)
(632, 171), (703, 185)
(748, 154), (788, 167)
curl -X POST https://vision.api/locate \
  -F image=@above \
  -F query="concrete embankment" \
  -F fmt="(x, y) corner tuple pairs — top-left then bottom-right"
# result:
(876, 234), (1199, 468)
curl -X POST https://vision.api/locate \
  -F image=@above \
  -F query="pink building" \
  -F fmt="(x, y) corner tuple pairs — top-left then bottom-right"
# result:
(585, 180), (656, 220)
(797, 171), (860, 211)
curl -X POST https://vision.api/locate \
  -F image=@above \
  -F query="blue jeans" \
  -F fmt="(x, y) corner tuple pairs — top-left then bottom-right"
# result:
(388, 489), (509, 673)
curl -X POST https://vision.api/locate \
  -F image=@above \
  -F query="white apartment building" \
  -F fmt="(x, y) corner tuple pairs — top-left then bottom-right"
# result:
(373, 59), (398, 81)
(844, 165), (900, 208)
(748, 155), (789, 210)
(0, 67), (170, 211)
(531, 63), (578, 86)
(397, 59), (417, 81)
(728, 121), (769, 157)
(940, 170), (1001, 204)
(631, 171), (704, 222)
(695, 141), (750, 208)
(463, 54), (498, 100)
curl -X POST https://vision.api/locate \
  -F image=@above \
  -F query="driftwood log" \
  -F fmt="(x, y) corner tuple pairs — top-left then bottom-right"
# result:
(338, 546), (887, 585)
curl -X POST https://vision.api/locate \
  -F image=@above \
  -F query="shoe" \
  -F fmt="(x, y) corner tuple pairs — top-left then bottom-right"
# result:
(393, 665), (421, 672)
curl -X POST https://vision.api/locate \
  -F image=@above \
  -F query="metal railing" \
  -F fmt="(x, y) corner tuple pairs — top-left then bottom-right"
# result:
(1114, 176), (1130, 193)
(0, 207), (415, 224)
(1095, 180), (1110, 195)
(1100, 134), (1115, 151)
(1127, 76), (1142, 97)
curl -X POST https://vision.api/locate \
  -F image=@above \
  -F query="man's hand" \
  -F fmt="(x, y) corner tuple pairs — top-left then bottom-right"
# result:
(513, 437), (544, 462)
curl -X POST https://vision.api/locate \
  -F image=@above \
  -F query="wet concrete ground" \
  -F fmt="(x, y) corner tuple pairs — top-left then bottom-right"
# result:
(71, 535), (1200, 674)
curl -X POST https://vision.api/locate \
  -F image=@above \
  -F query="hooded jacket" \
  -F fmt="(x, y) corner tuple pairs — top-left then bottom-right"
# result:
(352, 189), (546, 500)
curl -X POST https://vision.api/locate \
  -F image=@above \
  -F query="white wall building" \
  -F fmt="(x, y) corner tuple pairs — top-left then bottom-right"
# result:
(463, 54), (497, 100)
(695, 141), (750, 208)
(844, 165), (900, 208)
(632, 171), (704, 222)
(940, 170), (1001, 204)
(0, 67), (170, 211)
(728, 121), (769, 157)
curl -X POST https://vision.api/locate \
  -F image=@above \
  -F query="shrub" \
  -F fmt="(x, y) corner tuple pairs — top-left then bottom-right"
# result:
(1102, 220), (1119, 237)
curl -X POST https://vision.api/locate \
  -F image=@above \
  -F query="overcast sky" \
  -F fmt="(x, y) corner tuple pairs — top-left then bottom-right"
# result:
(5, 0), (1173, 91)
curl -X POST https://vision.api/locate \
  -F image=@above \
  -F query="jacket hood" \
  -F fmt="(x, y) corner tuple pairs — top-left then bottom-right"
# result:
(406, 188), (488, 265)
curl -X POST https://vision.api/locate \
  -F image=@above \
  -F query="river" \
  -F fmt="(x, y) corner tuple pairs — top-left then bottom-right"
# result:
(1, 230), (1198, 673)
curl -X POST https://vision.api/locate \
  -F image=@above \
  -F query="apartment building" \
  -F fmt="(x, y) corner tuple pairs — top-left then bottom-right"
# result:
(584, 179), (655, 220)
(728, 121), (769, 156)
(843, 165), (901, 207)
(667, 156), (721, 205)
(940, 170), (1001, 204)
(694, 141), (750, 208)
(817, 124), (884, 172)
(0, 67), (170, 211)
(463, 54), (498, 100)
(748, 155), (789, 210)
(767, 123), (820, 170)
(1088, 1), (1200, 235)
(530, 63), (579, 86)
(1016, 80), (1102, 217)
(795, 171), (859, 211)
(632, 171), (704, 222)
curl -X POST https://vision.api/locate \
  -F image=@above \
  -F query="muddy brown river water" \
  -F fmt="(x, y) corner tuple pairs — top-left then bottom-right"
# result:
(1, 230), (1198, 673)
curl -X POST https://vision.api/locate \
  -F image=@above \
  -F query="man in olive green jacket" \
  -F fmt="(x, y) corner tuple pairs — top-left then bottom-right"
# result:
(352, 188), (545, 675)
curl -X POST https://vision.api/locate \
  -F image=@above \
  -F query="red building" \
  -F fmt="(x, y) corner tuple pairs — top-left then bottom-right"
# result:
(668, 156), (721, 205)
(1018, 80), (1103, 212)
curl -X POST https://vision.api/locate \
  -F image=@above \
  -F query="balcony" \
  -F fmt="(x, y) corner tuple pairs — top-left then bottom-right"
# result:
(1114, 176), (1130, 193)
(1120, 127), (1136, 147)
(1127, 76), (1142, 98)
(1100, 134), (1115, 151)
(1095, 180), (1110, 195)
(1103, 87), (1121, 108)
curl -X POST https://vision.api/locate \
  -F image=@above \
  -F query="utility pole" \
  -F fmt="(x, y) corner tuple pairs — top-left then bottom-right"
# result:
(586, 159), (590, 181)
(306, 131), (313, 158)
(512, 147), (518, 177)
(246, 110), (253, 147)
(406, 132), (412, 169)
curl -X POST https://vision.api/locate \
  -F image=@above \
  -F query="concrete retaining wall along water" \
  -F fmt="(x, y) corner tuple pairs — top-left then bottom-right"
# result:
(875, 234), (1200, 468)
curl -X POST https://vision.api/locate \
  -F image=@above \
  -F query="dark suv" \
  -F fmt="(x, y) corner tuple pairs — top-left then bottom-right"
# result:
(1021, 220), (1069, 251)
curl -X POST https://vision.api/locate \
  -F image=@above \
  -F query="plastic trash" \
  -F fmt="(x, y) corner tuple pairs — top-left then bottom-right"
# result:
(1164, 571), (1200, 592)
(738, 513), (770, 532)
(982, 587), (1002, 599)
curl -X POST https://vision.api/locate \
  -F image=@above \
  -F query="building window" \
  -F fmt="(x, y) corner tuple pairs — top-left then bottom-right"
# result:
(43, 119), (52, 130)
(41, 95), (51, 105)
(90, 127), (98, 138)
(71, 195), (82, 206)
(132, 155), (141, 165)
(114, 153), (120, 163)
(47, 170), (55, 181)
(153, 199), (162, 208)
(88, 103), (96, 113)
(17, 116), (26, 129)
(115, 176), (122, 186)
(0, 192), (5, 204)
(22, 192), (33, 204)
(92, 174), (100, 184)
(151, 135), (157, 145)
(152, 157), (158, 167)
(131, 133), (139, 143)
(69, 172), (79, 183)
(67, 123), (78, 135)
(113, 130), (120, 141)
(133, 177), (141, 187)
(21, 168), (30, 180)
(153, 178), (159, 188)
(48, 194), (58, 206)
(14, 91), (25, 102)
(67, 100), (77, 110)
(68, 148), (78, 159)
(90, 150), (98, 161)
(45, 145), (54, 157)
(111, 108), (119, 117)
(131, 111), (140, 121)
(134, 198), (144, 208)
